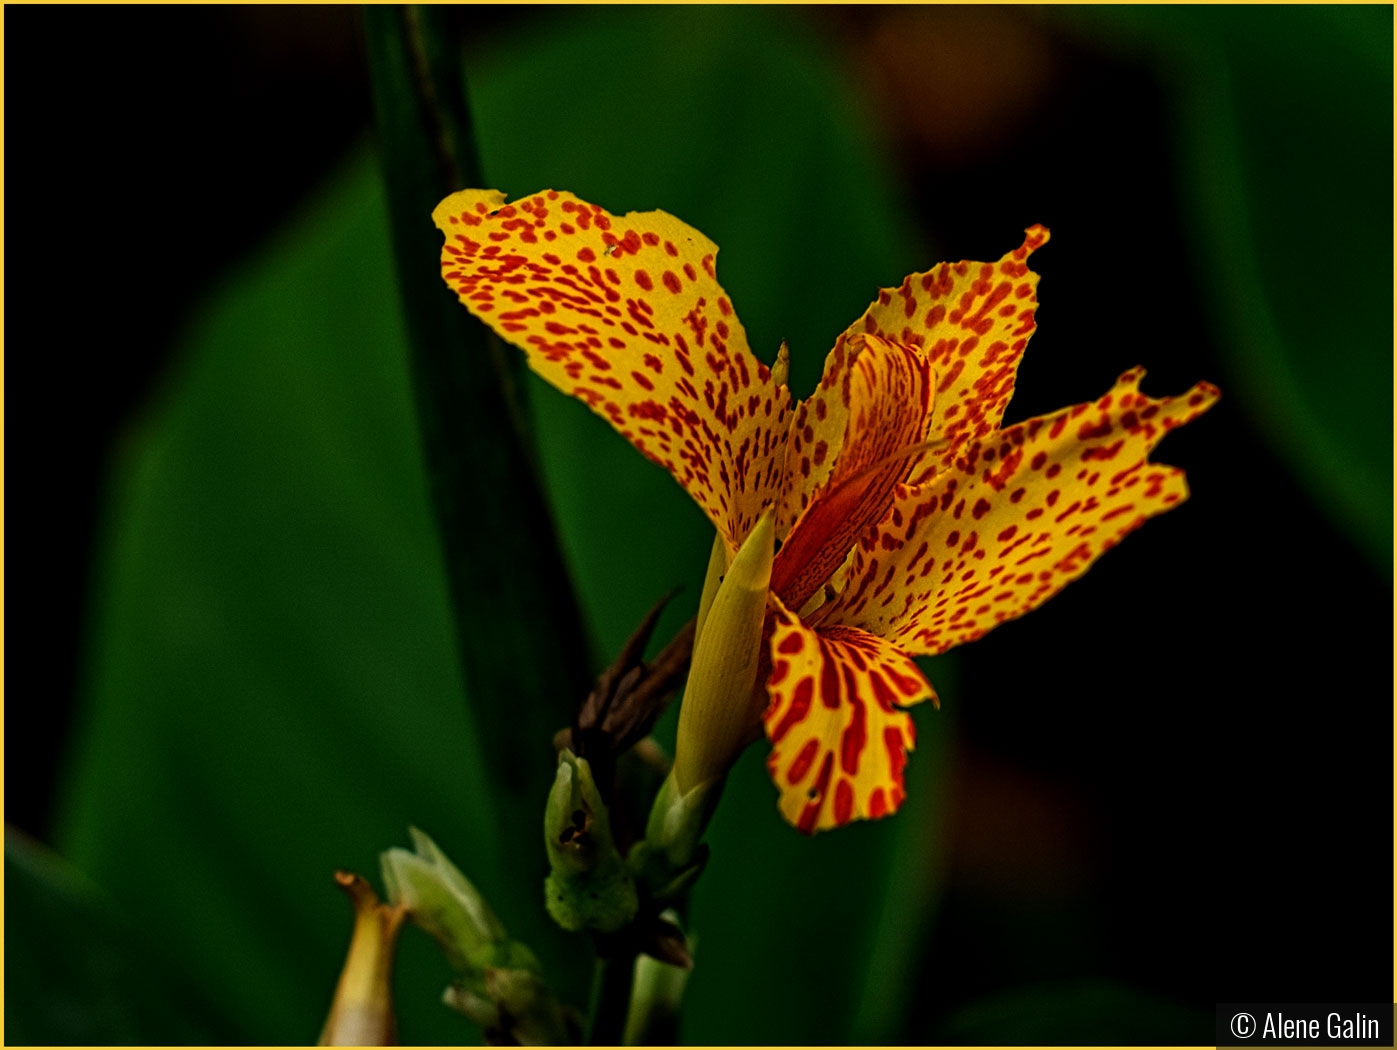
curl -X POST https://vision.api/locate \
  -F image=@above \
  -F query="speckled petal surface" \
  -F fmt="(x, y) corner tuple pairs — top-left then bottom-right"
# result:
(771, 333), (934, 612)
(826, 368), (1220, 654)
(761, 596), (936, 833)
(839, 225), (1049, 485)
(434, 189), (791, 550)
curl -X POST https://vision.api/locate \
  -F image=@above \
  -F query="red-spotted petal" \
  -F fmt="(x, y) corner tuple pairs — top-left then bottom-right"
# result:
(770, 333), (934, 612)
(433, 189), (791, 550)
(826, 368), (1220, 654)
(839, 225), (1049, 484)
(762, 596), (937, 834)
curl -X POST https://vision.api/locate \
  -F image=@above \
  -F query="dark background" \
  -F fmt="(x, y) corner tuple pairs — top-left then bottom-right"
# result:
(7, 5), (1392, 1044)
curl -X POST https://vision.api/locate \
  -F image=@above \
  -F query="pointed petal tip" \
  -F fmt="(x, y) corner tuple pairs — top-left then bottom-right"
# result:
(771, 340), (791, 388)
(1119, 367), (1221, 417)
(729, 505), (776, 591)
(1018, 223), (1051, 258)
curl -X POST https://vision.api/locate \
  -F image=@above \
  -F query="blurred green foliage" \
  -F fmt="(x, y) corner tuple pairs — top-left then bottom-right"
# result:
(1058, 5), (1393, 570)
(52, 7), (952, 1044)
(5, 830), (230, 1044)
(935, 979), (1209, 1045)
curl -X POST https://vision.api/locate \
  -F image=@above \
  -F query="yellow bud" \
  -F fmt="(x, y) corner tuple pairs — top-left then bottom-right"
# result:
(771, 340), (791, 389)
(672, 508), (774, 794)
(692, 530), (728, 654)
(319, 872), (406, 1046)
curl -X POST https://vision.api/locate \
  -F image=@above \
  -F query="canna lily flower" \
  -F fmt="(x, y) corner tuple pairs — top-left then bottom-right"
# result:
(433, 189), (1217, 834)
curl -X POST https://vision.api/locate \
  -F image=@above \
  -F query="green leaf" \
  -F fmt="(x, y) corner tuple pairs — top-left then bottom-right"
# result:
(364, 3), (595, 878)
(4, 830), (233, 1044)
(57, 156), (533, 1043)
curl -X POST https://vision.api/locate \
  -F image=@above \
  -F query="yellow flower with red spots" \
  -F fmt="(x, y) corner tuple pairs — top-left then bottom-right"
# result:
(434, 189), (1217, 834)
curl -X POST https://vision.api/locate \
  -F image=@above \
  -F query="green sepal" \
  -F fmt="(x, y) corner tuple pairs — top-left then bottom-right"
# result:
(644, 769), (724, 873)
(543, 867), (640, 935)
(627, 769), (722, 907)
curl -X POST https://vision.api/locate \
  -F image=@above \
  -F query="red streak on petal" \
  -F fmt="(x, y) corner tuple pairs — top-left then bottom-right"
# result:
(769, 677), (813, 744)
(868, 787), (888, 818)
(786, 738), (819, 784)
(796, 752), (834, 835)
(833, 779), (855, 825)
(840, 695), (866, 775)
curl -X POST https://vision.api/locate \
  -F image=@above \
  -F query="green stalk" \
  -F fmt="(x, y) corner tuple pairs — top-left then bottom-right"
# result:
(364, 3), (591, 807)
(363, 0), (594, 994)
(624, 953), (690, 1046)
(586, 949), (637, 1046)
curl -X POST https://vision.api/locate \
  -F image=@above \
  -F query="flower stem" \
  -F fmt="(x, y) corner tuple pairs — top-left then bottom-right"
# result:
(623, 953), (690, 1046)
(586, 948), (637, 1046)
(366, 0), (594, 785)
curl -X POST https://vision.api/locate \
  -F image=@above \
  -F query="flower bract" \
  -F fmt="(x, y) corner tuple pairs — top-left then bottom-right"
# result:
(434, 189), (1218, 833)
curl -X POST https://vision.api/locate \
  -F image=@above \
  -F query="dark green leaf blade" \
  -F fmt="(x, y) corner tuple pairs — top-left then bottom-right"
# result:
(5, 829), (235, 1045)
(1058, 6), (1394, 570)
(57, 159), (552, 1043)
(364, 3), (595, 851)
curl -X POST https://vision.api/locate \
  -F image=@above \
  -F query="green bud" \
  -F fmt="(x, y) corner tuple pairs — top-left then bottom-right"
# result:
(380, 827), (525, 974)
(543, 751), (638, 933)
(379, 830), (571, 1044)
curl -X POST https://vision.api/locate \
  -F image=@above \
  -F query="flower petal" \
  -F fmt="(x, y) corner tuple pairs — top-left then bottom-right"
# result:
(762, 596), (937, 834)
(840, 225), (1049, 484)
(433, 189), (791, 550)
(770, 333), (934, 612)
(826, 368), (1220, 654)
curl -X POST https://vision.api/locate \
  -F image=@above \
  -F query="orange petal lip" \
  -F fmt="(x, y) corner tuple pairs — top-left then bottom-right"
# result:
(762, 596), (937, 834)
